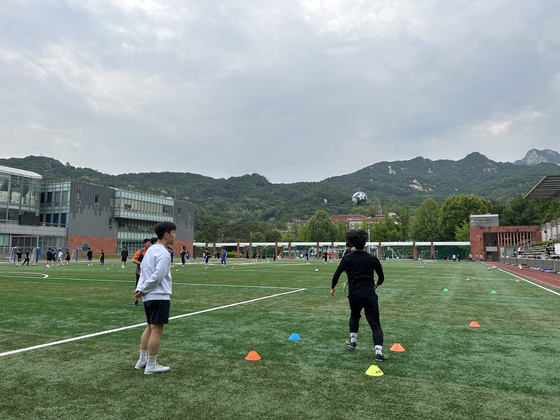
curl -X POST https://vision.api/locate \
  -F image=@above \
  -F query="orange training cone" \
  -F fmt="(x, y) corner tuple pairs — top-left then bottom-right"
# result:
(469, 321), (481, 328)
(245, 351), (261, 361)
(390, 343), (405, 352)
(466, 277), (470, 281)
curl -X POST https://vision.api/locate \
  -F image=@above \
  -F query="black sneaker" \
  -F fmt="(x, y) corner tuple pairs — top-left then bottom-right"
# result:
(134, 300), (138, 307)
(375, 353), (387, 362)
(345, 341), (356, 350)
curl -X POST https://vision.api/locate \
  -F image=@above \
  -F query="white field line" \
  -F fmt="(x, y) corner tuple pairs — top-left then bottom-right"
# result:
(0, 273), (303, 290)
(0, 288), (306, 358)
(497, 268), (560, 296)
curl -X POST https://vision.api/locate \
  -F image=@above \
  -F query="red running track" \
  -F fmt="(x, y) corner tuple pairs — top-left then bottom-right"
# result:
(489, 261), (560, 291)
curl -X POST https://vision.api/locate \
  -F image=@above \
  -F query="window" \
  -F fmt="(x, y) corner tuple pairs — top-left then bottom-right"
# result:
(40, 192), (45, 203)
(47, 192), (53, 203)
(61, 213), (67, 226)
(54, 191), (61, 204)
(95, 194), (99, 204)
(53, 214), (59, 225)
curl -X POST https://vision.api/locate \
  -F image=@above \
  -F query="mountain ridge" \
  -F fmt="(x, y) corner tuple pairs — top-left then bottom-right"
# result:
(1, 152), (560, 239)
(514, 149), (560, 165)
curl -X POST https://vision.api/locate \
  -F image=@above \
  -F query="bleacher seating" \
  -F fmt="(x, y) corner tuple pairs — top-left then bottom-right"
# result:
(517, 244), (559, 260)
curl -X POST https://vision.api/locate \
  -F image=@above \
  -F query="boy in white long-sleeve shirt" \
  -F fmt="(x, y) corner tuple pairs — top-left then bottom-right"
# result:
(134, 221), (176, 375)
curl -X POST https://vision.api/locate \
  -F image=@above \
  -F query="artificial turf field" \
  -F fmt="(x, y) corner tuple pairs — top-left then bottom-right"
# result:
(1, 258), (559, 419)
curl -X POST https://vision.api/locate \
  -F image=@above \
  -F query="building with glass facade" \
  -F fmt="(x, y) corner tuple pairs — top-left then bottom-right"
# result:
(1, 165), (194, 259)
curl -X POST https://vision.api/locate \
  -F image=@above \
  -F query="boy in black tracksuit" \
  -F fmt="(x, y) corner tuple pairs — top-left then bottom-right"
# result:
(331, 229), (387, 362)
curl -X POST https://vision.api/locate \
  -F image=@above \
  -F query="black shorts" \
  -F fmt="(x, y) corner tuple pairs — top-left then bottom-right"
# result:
(143, 300), (170, 325)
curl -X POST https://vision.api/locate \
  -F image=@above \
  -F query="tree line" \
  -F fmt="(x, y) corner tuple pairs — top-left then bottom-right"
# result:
(199, 194), (560, 243)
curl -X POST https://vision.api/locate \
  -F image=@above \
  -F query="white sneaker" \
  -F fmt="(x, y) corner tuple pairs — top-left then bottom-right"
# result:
(144, 363), (170, 375)
(135, 359), (147, 370)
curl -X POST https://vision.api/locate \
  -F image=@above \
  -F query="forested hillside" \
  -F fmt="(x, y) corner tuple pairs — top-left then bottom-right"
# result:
(2, 153), (559, 241)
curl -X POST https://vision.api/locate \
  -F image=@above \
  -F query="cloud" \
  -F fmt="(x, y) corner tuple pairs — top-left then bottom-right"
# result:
(1, 0), (560, 182)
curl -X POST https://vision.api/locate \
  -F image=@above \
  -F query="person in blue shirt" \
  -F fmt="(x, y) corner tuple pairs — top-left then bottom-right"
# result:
(221, 248), (227, 267)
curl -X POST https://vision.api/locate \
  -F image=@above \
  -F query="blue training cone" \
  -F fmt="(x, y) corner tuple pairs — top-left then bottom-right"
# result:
(288, 333), (301, 341)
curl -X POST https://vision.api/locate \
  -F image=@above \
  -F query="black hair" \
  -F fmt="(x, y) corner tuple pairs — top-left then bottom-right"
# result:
(345, 229), (368, 250)
(150, 237), (158, 244)
(346, 242), (352, 248)
(154, 221), (177, 240)
(143, 238), (152, 245)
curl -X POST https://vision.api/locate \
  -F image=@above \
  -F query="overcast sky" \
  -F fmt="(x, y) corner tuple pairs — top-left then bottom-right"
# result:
(1, 1), (559, 183)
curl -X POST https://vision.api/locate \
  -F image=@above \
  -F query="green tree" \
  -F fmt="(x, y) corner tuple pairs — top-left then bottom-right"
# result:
(438, 194), (491, 240)
(281, 232), (295, 242)
(410, 198), (441, 241)
(531, 199), (560, 223)
(250, 231), (266, 242)
(455, 221), (471, 241)
(265, 228), (282, 242)
(298, 224), (311, 241)
(307, 210), (334, 241)
(501, 194), (541, 226)
(333, 221), (349, 241)
(369, 212), (400, 241)
(396, 206), (411, 241)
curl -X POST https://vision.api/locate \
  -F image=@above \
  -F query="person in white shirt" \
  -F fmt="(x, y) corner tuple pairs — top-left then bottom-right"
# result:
(134, 221), (176, 375)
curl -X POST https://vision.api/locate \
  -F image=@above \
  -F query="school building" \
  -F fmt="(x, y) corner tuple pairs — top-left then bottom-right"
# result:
(0, 164), (194, 259)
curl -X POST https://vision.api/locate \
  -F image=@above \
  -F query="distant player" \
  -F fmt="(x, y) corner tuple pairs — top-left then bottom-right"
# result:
(340, 242), (353, 290)
(16, 249), (23, 266)
(133, 239), (152, 307)
(100, 249), (105, 265)
(168, 247), (174, 268)
(121, 247), (128, 268)
(65, 250), (71, 265)
(180, 246), (186, 266)
(221, 248), (227, 267)
(46, 248), (52, 267)
(23, 249), (30, 266)
(87, 248), (93, 266)
(331, 229), (387, 362)
(204, 248), (210, 269)
(57, 249), (63, 265)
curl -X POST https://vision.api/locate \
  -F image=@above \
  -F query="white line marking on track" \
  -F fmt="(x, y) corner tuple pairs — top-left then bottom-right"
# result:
(0, 287), (306, 358)
(497, 268), (560, 296)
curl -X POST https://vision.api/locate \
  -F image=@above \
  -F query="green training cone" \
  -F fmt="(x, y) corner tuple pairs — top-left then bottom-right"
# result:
(443, 288), (449, 292)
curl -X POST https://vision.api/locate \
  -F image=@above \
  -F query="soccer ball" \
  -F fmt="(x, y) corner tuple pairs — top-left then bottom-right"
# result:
(352, 191), (367, 206)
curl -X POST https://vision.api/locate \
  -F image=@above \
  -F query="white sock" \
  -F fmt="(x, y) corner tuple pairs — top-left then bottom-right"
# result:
(139, 349), (148, 361)
(375, 345), (383, 354)
(350, 333), (358, 343)
(147, 355), (157, 366)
